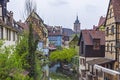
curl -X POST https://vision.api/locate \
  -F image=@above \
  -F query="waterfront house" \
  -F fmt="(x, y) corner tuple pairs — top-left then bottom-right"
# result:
(86, 0), (120, 80)
(47, 26), (62, 48)
(0, 0), (23, 46)
(78, 30), (105, 80)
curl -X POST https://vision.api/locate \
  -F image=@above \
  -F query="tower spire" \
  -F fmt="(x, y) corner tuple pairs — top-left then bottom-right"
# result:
(76, 15), (78, 20)
(74, 15), (80, 33)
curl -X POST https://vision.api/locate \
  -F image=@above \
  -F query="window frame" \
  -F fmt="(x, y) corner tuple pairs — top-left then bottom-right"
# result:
(111, 25), (114, 34)
(0, 26), (3, 39)
(93, 39), (100, 50)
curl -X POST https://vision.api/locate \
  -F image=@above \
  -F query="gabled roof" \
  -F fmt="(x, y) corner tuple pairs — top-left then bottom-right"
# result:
(93, 25), (98, 30)
(112, 0), (120, 22)
(62, 28), (74, 36)
(78, 30), (105, 45)
(47, 26), (62, 36)
(26, 11), (43, 22)
(69, 34), (79, 44)
(17, 22), (29, 31)
(105, 0), (120, 23)
(98, 16), (106, 27)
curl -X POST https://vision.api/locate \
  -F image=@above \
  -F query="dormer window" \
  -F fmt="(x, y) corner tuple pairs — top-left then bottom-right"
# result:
(93, 39), (100, 50)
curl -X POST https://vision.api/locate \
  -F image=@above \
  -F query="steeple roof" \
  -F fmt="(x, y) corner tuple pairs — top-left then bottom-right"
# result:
(74, 16), (80, 24)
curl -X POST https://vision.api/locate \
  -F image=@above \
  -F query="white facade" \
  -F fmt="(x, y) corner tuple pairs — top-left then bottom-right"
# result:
(0, 4), (2, 20)
(0, 26), (18, 46)
(0, 1), (20, 46)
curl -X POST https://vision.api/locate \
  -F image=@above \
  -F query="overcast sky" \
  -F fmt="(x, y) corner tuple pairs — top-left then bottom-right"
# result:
(7, 0), (109, 29)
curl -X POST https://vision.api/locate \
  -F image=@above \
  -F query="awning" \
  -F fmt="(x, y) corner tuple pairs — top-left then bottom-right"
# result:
(86, 58), (115, 65)
(94, 64), (120, 75)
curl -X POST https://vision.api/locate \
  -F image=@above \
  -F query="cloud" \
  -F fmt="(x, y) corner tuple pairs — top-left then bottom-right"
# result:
(48, 0), (68, 6)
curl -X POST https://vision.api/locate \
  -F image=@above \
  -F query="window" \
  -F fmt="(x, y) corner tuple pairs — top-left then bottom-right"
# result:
(109, 63), (113, 69)
(83, 59), (85, 66)
(9, 30), (11, 41)
(111, 25), (114, 34)
(93, 39), (100, 50)
(0, 26), (3, 39)
(81, 41), (84, 54)
(13, 31), (15, 41)
(107, 44), (109, 52)
(98, 70), (103, 77)
(6, 28), (9, 40)
(109, 9), (112, 18)
(111, 43), (113, 53)
(106, 27), (109, 35)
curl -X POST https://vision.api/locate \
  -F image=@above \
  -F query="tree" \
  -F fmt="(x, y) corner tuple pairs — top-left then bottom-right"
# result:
(0, 39), (32, 80)
(50, 48), (77, 63)
(24, 0), (36, 19)
(24, 0), (38, 79)
(27, 23), (38, 78)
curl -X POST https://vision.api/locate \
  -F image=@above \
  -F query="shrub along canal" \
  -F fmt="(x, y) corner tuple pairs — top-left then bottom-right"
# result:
(49, 63), (78, 80)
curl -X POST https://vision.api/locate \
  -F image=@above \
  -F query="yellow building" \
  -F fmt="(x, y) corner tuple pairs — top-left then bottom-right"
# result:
(98, 0), (120, 79)
(85, 0), (120, 80)
(97, 16), (106, 31)
(18, 11), (49, 55)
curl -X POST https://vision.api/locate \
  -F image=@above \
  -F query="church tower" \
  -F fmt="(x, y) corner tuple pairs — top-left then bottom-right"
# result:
(0, 0), (9, 21)
(74, 16), (80, 33)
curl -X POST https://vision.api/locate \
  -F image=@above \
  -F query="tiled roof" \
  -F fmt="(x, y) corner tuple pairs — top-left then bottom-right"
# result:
(62, 28), (74, 36)
(98, 16), (106, 27)
(79, 30), (105, 45)
(93, 25), (98, 30)
(81, 30), (93, 45)
(109, 0), (120, 22)
(86, 58), (115, 65)
(17, 22), (29, 31)
(47, 26), (62, 36)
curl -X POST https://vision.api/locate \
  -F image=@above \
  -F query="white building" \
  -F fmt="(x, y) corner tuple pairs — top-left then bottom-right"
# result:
(0, 0), (22, 46)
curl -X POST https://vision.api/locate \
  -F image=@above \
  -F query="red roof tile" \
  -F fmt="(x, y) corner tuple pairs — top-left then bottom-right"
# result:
(17, 22), (29, 31)
(93, 25), (98, 30)
(110, 0), (120, 22)
(98, 16), (106, 27)
(80, 30), (105, 45)
(47, 26), (62, 36)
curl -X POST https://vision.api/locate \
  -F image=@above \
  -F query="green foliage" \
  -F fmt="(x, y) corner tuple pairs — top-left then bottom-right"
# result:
(50, 72), (72, 80)
(99, 26), (105, 31)
(28, 23), (38, 78)
(14, 32), (29, 69)
(69, 34), (79, 48)
(50, 48), (77, 62)
(0, 39), (31, 80)
(35, 54), (42, 80)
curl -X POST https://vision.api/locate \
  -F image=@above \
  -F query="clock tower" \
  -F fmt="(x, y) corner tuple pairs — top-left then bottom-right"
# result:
(74, 16), (80, 33)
